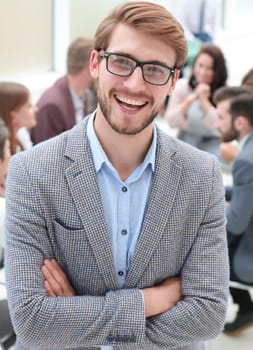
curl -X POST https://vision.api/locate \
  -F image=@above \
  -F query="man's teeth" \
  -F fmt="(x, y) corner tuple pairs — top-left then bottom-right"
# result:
(117, 95), (145, 106)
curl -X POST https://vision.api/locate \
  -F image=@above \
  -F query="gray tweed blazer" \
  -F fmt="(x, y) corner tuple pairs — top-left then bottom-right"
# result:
(5, 117), (229, 350)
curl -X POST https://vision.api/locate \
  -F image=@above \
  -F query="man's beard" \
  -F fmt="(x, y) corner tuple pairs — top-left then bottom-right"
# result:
(97, 84), (160, 135)
(221, 125), (239, 142)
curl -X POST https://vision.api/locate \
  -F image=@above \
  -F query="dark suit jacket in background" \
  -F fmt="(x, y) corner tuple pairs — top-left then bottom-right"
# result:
(226, 132), (253, 284)
(31, 76), (75, 144)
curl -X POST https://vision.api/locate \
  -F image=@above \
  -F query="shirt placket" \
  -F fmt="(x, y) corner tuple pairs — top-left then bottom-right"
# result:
(116, 184), (130, 288)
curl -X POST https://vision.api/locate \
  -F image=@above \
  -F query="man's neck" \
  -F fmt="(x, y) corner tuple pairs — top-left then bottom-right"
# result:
(67, 74), (89, 98)
(238, 128), (253, 141)
(94, 111), (154, 181)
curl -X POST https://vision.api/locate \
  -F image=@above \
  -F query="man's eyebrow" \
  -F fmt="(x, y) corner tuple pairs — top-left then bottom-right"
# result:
(110, 51), (175, 68)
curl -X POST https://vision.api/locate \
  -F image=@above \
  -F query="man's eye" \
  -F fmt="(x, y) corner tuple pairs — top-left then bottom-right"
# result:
(144, 65), (165, 76)
(113, 57), (132, 67)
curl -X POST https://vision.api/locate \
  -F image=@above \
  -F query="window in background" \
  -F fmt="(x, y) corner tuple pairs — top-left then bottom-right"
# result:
(233, 0), (253, 28)
(223, 0), (253, 31)
(69, 0), (124, 41)
(69, 0), (180, 41)
(0, 0), (53, 79)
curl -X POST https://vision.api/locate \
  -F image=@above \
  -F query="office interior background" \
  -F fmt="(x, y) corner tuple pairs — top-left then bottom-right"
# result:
(0, 0), (252, 102)
(1, 1), (253, 349)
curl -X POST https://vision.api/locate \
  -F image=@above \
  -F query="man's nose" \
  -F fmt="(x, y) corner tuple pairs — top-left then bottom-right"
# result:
(214, 118), (220, 131)
(123, 66), (146, 89)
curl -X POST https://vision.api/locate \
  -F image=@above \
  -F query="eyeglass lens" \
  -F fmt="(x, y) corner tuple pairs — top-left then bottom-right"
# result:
(105, 53), (173, 85)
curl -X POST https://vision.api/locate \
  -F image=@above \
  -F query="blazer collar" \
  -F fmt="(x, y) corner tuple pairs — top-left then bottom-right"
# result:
(64, 117), (119, 289)
(64, 119), (183, 289)
(125, 130), (183, 287)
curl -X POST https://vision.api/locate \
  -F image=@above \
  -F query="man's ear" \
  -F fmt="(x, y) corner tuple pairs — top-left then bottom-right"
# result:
(167, 69), (180, 95)
(235, 115), (249, 132)
(89, 50), (99, 79)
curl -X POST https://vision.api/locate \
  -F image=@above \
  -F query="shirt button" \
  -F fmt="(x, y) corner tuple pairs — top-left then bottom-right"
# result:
(118, 271), (124, 276)
(121, 229), (127, 235)
(122, 186), (128, 192)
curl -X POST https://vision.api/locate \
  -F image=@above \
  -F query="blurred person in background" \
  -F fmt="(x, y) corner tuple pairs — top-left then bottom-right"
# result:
(165, 44), (227, 157)
(0, 118), (11, 267)
(0, 82), (37, 155)
(241, 67), (253, 89)
(31, 37), (96, 144)
(219, 67), (253, 166)
(0, 119), (10, 196)
(177, 0), (220, 45)
(214, 86), (253, 336)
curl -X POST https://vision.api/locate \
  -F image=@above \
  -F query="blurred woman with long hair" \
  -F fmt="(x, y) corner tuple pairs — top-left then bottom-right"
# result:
(0, 82), (37, 154)
(165, 45), (228, 157)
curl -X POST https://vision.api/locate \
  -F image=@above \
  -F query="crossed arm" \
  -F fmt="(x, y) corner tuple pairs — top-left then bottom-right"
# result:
(42, 258), (182, 318)
(6, 153), (229, 349)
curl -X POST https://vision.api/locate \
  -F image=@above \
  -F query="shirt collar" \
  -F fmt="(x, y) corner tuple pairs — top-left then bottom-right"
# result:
(69, 87), (84, 110)
(238, 132), (252, 152)
(87, 112), (157, 174)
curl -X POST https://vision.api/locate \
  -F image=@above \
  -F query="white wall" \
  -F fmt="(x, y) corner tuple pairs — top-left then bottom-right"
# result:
(0, 0), (52, 79)
(0, 0), (252, 100)
(69, 0), (180, 40)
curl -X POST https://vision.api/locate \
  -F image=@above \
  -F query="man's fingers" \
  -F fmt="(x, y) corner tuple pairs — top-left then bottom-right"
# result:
(44, 259), (65, 282)
(42, 259), (76, 296)
(42, 264), (63, 295)
(44, 259), (71, 288)
(44, 280), (56, 297)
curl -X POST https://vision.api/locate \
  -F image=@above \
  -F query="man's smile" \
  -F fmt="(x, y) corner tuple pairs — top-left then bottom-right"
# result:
(114, 94), (148, 110)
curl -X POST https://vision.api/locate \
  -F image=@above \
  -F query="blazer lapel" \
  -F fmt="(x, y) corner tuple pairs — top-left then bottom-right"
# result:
(64, 120), (119, 290)
(126, 131), (183, 287)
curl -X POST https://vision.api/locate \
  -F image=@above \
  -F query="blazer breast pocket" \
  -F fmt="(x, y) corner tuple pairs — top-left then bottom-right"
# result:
(53, 218), (88, 250)
(53, 219), (89, 260)
(52, 219), (103, 293)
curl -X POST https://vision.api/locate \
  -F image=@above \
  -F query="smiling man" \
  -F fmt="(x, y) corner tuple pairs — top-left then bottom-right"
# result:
(5, 2), (229, 350)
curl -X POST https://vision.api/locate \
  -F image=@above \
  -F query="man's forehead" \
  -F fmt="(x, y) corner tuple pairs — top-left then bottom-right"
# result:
(106, 23), (176, 67)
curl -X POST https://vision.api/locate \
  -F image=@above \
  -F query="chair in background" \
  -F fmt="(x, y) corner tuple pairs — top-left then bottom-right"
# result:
(0, 299), (16, 350)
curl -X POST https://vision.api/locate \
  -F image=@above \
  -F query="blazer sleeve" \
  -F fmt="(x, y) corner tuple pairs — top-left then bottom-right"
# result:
(144, 157), (229, 347)
(5, 155), (146, 349)
(226, 158), (253, 234)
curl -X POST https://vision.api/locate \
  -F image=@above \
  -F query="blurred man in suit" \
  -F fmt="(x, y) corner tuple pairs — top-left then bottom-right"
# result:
(31, 37), (96, 144)
(6, 2), (229, 349)
(214, 86), (253, 336)
(177, 0), (220, 44)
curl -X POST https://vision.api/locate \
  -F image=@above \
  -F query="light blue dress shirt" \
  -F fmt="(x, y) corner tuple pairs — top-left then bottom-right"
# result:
(87, 113), (157, 349)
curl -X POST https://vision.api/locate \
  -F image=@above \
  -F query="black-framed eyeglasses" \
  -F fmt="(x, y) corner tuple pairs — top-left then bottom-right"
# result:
(99, 50), (176, 86)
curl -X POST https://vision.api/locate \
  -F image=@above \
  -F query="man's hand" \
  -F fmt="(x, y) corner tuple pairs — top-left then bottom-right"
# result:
(142, 277), (182, 318)
(220, 142), (238, 163)
(42, 259), (76, 296)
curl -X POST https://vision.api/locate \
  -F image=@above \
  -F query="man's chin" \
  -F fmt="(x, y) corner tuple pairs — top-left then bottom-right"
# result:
(222, 136), (236, 143)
